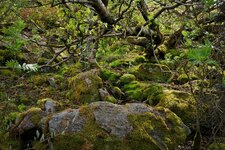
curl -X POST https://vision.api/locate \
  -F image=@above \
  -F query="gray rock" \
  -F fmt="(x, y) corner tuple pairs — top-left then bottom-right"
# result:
(90, 101), (157, 138)
(48, 77), (57, 88)
(48, 109), (85, 134)
(99, 88), (110, 101)
(90, 101), (132, 138)
(45, 100), (56, 114)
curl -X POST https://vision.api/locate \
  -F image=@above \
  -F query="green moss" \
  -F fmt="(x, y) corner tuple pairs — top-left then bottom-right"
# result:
(132, 56), (146, 65)
(157, 90), (196, 125)
(16, 107), (42, 125)
(128, 108), (187, 150)
(105, 96), (117, 103)
(36, 98), (62, 111)
(100, 68), (120, 83)
(144, 84), (164, 106)
(122, 81), (164, 102)
(29, 74), (48, 86)
(112, 86), (123, 99)
(119, 74), (136, 84)
(109, 60), (129, 68)
(37, 57), (48, 65)
(59, 63), (83, 77)
(130, 63), (172, 82)
(0, 132), (20, 150)
(68, 70), (103, 104)
(19, 94), (32, 104)
(123, 81), (146, 101)
(0, 69), (17, 77)
(177, 73), (198, 84)
(209, 143), (225, 150)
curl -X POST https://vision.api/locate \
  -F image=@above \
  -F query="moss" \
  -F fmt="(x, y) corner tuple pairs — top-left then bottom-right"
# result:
(59, 63), (83, 77)
(19, 94), (32, 104)
(119, 74), (136, 84)
(109, 60), (129, 68)
(68, 70), (103, 104)
(122, 81), (164, 102)
(157, 90), (196, 125)
(209, 143), (225, 150)
(144, 84), (164, 106)
(37, 57), (48, 65)
(177, 73), (198, 84)
(0, 69), (18, 78)
(100, 68), (120, 83)
(29, 74), (48, 86)
(128, 108), (187, 150)
(130, 63), (172, 82)
(36, 98), (62, 111)
(112, 86), (123, 99)
(122, 81), (146, 101)
(0, 132), (20, 150)
(105, 96), (117, 103)
(16, 107), (43, 126)
(132, 56), (146, 65)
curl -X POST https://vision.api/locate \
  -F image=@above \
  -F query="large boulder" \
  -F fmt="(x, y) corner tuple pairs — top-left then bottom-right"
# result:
(49, 109), (85, 134)
(11, 102), (190, 150)
(67, 69), (103, 104)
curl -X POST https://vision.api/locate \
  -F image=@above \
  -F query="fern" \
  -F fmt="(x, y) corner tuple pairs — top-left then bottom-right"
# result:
(22, 63), (39, 72)
(5, 60), (39, 72)
(187, 43), (212, 65)
(6, 60), (21, 70)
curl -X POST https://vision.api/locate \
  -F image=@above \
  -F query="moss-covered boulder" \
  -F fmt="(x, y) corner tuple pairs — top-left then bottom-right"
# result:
(100, 68), (120, 83)
(11, 102), (189, 149)
(68, 69), (103, 104)
(157, 90), (196, 125)
(130, 63), (172, 82)
(119, 74), (136, 85)
(10, 107), (45, 138)
(122, 81), (164, 103)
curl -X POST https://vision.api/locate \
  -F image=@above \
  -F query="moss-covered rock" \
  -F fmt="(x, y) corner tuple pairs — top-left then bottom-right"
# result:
(68, 69), (103, 104)
(157, 90), (196, 125)
(132, 56), (146, 65)
(112, 86), (124, 99)
(109, 59), (129, 68)
(12, 102), (189, 149)
(100, 68), (120, 83)
(128, 107), (189, 150)
(37, 98), (62, 114)
(10, 107), (45, 137)
(122, 81), (146, 101)
(144, 84), (164, 106)
(122, 81), (164, 102)
(119, 74), (136, 84)
(130, 63), (172, 82)
(177, 73), (198, 84)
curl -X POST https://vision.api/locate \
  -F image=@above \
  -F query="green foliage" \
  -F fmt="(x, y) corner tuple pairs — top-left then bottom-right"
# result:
(202, 0), (215, 7)
(6, 60), (39, 72)
(18, 104), (26, 112)
(187, 43), (217, 66)
(2, 20), (26, 54)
